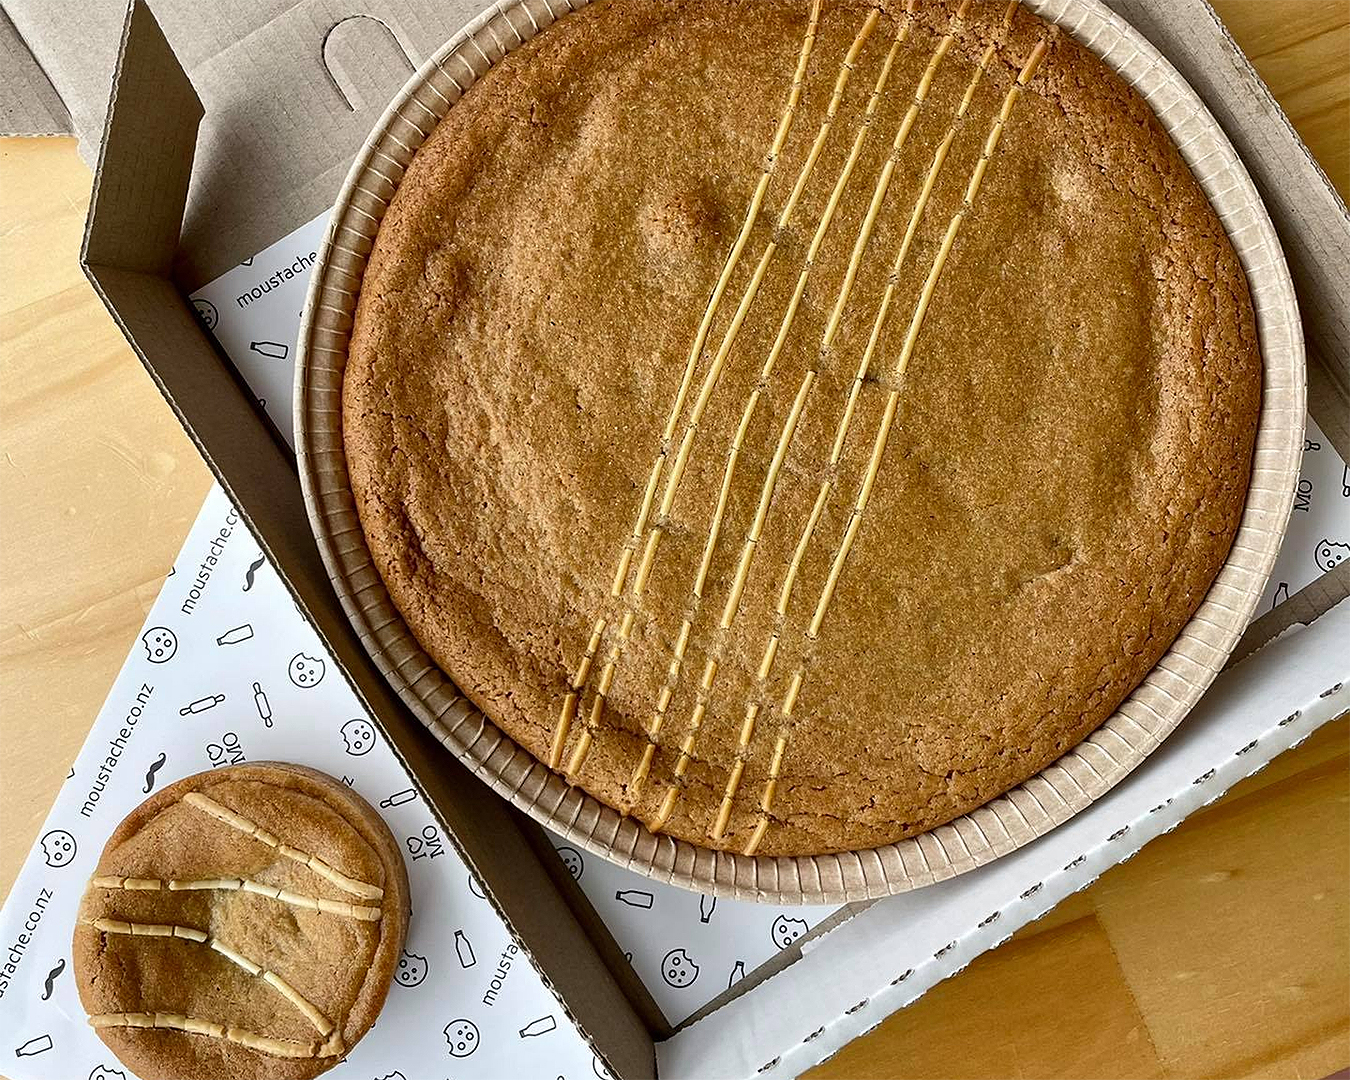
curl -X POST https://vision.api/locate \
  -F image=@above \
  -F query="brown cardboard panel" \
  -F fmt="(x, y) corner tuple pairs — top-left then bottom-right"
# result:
(81, 0), (200, 277)
(1308, 338), (1350, 458)
(0, 7), (70, 136)
(81, 5), (656, 1076)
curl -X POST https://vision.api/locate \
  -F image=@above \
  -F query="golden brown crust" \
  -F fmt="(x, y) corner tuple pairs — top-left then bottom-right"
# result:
(343, 0), (1260, 855)
(73, 763), (410, 1080)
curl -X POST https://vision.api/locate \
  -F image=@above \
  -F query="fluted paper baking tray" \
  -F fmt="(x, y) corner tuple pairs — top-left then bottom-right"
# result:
(296, 0), (1306, 904)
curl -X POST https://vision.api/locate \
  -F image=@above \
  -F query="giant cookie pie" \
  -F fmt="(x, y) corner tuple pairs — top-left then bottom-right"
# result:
(342, 0), (1261, 857)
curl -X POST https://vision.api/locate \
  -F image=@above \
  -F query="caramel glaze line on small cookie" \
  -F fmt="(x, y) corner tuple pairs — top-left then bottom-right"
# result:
(88, 1013), (344, 1061)
(623, 3), (919, 806)
(742, 30), (1054, 856)
(562, 2), (884, 780)
(83, 918), (338, 1039)
(183, 791), (385, 900)
(88, 875), (383, 921)
(548, 0), (826, 773)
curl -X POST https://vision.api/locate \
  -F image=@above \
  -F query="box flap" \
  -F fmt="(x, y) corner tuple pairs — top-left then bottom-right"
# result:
(2, 0), (118, 152)
(80, 5), (655, 1077)
(4, 0), (496, 288)
(82, 0), (202, 276)
(1229, 560), (1350, 665)
(0, 6), (71, 136)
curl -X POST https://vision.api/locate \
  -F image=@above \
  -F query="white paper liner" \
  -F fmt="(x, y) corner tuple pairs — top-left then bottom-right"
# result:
(295, 0), (1305, 903)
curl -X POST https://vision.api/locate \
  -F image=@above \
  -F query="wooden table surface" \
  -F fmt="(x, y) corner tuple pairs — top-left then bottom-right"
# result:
(1, 4), (1347, 1077)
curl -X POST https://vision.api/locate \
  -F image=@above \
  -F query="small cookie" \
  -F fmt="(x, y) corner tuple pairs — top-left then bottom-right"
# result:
(74, 763), (410, 1080)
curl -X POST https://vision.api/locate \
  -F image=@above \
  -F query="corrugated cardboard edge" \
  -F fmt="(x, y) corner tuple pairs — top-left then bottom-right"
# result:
(296, 0), (1306, 904)
(1229, 559), (1350, 666)
(80, 5), (655, 1077)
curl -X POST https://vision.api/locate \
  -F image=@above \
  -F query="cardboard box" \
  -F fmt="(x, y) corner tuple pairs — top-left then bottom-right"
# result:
(3, 0), (1348, 1074)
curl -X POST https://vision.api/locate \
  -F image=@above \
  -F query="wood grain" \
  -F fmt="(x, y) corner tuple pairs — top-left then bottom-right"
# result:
(0, 3), (1346, 1077)
(0, 137), (213, 895)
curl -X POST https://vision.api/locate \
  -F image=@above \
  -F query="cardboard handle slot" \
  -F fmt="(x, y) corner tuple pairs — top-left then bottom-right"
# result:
(322, 14), (416, 112)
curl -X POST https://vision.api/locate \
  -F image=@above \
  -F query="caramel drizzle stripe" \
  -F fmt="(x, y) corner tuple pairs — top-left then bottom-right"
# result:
(182, 792), (384, 900)
(88, 875), (383, 921)
(807, 17), (1014, 643)
(564, 8), (881, 778)
(88, 1013), (344, 1061)
(84, 919), (337, 1039)
(547, 0), (824, 770)
(651, 0), (979, 834)
(624, 12), (914, 801)
(716, 0), (982, 641)
(629, 8), (883, 597)
(564, 609), (634, 775)
(817, 0), (974, 356)
(649, 369), (817, 823)
(742, 31), (1051, 856)
(551, 616), (607, 768)
(712, 0), (972, 635)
